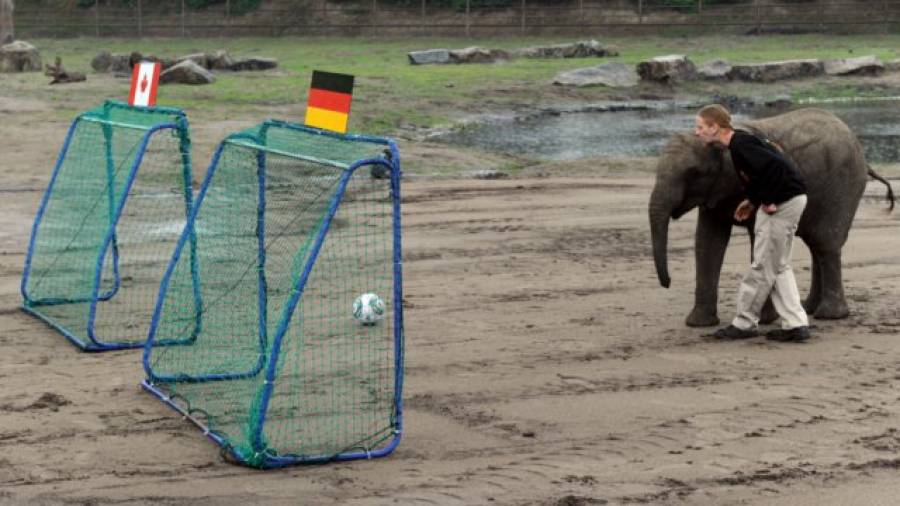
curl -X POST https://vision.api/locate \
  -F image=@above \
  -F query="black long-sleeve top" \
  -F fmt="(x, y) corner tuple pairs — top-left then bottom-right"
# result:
(728, 130), (807, 206)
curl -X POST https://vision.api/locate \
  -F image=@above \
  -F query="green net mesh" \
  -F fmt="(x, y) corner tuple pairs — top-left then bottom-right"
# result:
(22, 101), (194, 350)
(145, 121), (400, 466)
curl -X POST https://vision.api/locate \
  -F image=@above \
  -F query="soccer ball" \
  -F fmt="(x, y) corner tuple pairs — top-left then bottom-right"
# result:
(352, 293), (386, 325)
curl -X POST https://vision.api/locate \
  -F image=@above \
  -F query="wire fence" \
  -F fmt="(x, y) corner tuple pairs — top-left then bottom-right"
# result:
(13, 0), (900, 38)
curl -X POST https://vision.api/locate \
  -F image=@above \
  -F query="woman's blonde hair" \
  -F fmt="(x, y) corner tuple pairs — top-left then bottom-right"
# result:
(698, 104), (733, 130)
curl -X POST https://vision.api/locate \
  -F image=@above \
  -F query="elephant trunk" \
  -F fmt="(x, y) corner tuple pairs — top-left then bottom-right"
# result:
(649, 187), (673, 288)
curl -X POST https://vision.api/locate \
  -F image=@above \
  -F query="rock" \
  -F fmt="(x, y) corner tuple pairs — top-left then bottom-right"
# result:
(109, 53), (132, 74)
(553, 62), (639, 88)
(764, 95), (793, 109)
(824, 55), (884, 76)
(636, 54), (697, 84)
(208, 50), (234, 71)
(0, 40), (41, 72)
(408, 49), (451, 65)
(471, 169), (510, 180)
(91, 51), (113, 72)
(159, 59), (215, 85)
(449, 47), (510, 64)
(228, 57), (278, 71)
(178, 52), (210, 68)
(886, 59), (900, 72)
(698, 59), (731, 80)
(726, 59), (823, 82)
(516, 40), (618, 59)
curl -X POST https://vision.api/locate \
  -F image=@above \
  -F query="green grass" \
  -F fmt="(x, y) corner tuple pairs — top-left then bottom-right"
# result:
(21, 34), (900, 135)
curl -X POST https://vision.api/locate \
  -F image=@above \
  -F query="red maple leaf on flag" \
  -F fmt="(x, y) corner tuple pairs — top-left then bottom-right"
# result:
(140, 74), (149, 93)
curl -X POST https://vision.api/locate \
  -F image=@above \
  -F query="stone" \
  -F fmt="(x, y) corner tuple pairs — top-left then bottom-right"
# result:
(0, 40), (41, 72)
(824, 55), (884, 76)
(886, 59), (900, 72)
(516, 40), (618, 59)
(471, 169), (510, 180)
(109, 53), (132, 74)
(408, 49), (451, 65)
(697, 59), (731, 80)
(91, 51), (113, 72)
(159, 59), (215, 85)
(208, 50), (234, 71)
(637, 55), (697, 84)
(726, 59), (824, 82)
(228, 57), (278, 71)
(449, 47), (510, 64)
(553, 62), (639, 88)
(178, 52), (210, 68)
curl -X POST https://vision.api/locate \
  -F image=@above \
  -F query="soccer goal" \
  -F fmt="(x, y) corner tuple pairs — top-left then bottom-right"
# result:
(21, 100), (199, 351)
(141, 120), (405, 468)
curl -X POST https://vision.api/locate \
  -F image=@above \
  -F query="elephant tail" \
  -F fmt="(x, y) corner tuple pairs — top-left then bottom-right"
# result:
(867, 165), (895, 212)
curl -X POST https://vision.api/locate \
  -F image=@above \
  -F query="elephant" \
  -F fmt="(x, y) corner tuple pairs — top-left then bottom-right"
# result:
(649, 108), (895, 327)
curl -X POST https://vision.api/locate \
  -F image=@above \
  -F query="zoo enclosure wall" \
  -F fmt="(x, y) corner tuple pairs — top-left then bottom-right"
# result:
(13, 0), (900, 38)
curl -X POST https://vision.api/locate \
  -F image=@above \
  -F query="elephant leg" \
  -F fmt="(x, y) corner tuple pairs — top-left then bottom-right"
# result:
(803, 249), (822, 315)
(760, 299), (778, 324)
(813, 249), (850, 319)
(687, 209), (732, 327)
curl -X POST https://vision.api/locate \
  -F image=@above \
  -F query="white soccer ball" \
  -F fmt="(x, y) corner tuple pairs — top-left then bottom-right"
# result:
(352, 293), (386, 325)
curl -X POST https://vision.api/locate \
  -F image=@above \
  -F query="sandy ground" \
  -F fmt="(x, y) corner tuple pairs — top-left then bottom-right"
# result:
(3, 90), (900, 506)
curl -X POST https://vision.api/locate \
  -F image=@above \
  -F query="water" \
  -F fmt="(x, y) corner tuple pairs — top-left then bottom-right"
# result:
(437, 100), (900, 163)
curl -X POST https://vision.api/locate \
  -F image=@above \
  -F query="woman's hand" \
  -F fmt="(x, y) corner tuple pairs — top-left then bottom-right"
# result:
(734, 199), (755, 222)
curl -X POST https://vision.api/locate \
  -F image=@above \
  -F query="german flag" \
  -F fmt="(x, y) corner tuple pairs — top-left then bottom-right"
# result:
(305, 71), (354, 134)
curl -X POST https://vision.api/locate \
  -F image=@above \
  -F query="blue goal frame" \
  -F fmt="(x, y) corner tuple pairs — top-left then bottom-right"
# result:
(141, 120), (406, 468)
(20, 100), (202, 351)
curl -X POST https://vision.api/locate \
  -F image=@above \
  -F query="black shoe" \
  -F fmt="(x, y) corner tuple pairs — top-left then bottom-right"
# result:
(713, 325), (759, 340)
(766, 326), (810, 342)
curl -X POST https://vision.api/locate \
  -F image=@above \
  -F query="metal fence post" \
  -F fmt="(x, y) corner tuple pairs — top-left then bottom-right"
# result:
(137, 0), (143, 37)
(95, 0), (100, 37)
(421, 0), (426, 35)
(226, 0), (231, 24)
(181, 0), (186, 37)
(638, 0), (643, 25)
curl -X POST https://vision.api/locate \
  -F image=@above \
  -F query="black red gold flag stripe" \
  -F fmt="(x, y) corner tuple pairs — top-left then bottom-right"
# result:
(305, 71), (354, 134)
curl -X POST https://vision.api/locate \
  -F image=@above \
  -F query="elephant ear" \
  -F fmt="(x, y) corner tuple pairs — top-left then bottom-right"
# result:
(702, 148), (738, 210)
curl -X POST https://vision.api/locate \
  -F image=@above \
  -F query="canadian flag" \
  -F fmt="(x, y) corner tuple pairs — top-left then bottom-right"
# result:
(128, 61), (161, 107)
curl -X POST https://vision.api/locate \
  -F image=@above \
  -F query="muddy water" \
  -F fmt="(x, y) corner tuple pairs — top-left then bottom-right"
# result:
(437, 100), (900, 163)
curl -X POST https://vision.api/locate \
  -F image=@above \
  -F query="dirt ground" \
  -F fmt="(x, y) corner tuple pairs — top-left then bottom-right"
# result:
(3, 83), (900, 506)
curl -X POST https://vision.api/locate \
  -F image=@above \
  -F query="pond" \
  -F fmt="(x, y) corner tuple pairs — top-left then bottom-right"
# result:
(434, 99), (900, 163)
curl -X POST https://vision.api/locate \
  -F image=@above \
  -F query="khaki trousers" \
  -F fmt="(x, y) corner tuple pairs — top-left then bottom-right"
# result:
(733, 195), (809, 331)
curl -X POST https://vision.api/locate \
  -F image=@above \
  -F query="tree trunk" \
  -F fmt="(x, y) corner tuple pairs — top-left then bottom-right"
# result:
(0, 0), (14, 45)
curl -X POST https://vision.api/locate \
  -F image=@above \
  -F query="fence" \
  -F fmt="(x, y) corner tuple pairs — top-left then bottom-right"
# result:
(13, 0), (900, 38)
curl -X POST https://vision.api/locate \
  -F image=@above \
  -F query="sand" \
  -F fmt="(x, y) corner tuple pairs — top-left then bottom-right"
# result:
(2, 94), (900, 506)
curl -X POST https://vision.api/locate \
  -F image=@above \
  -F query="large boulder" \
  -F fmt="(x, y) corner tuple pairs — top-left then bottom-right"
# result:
(516, 40), (618, 59)
(91, 50), (113, 72)
(824, 55), (884, 76)
(553, 63), (639, 88)
(726, 59), (824, 82)
(208, 50), (234, 70)
(178, 52), (210, 68)
(636, 54), (696, 84)
(159, 59), (215, 85)
(0, 40), (41, 72)
(886, 58), (900, 72)
(228, 57), (278, 71)
(449, 47), (510, 64)
(408, 49), (451, 65)
(697, 59), (731, 81)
